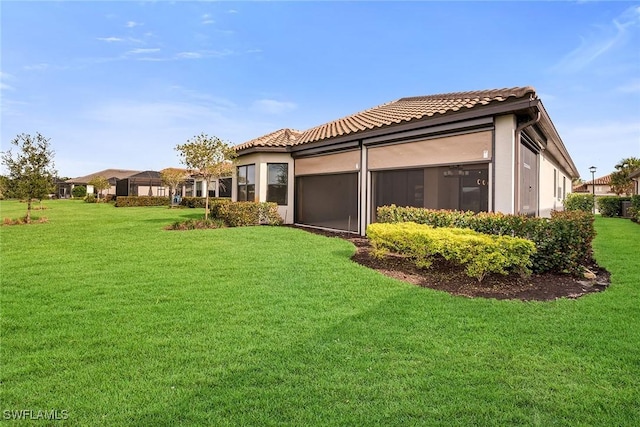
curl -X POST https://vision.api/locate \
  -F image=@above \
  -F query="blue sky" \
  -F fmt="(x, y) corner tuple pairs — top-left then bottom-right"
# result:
(1, 1), (639, 180)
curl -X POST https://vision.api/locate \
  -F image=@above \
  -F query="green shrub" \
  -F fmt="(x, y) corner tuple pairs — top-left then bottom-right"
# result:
(211, 201), (282, 227)
(367, 222), (536, 282)
(179, 197), (207, 208)
(72, 185), (87, 198)
(84, 194), (97, 203)
(114, 196), (170, 207)
(597, 196), (633, 217)
(165, 218), (225, 230)
(376, 205), (594, 275)
(563, 193), (595, 212)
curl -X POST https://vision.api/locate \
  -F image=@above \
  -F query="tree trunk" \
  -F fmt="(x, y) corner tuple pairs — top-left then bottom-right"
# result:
(204, 178), (210, 220)
(26, 198), (32, 223)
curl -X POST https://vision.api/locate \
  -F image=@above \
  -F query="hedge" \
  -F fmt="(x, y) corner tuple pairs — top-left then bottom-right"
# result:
(376, 205), (595, 275)
(367, 222), (536, 282)
(179, 197), (208, 208)
(631, 195), (640, 223)
(211, 200), (282, 227)
(597, 196), (632, 217)
(563, 193), (594, 213)
(115, 196), (170, 207)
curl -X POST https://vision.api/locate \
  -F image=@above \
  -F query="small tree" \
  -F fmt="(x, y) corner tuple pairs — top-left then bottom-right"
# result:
(176, 133), (236, 219)
(88, 175), (111, 201)
(160, 168), (187, 208)
(1, 133), (56, 222)
(610, 157), (640, 196)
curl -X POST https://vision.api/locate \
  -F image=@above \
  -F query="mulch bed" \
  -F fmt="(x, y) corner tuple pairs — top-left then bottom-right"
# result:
(294, 226), (610, 301)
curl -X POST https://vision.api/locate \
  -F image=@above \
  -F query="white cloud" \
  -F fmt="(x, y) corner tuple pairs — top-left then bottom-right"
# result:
(0, 72), (15, 91)
(551, 5), (640, 73)
(617, 79), (640, 93)
(127, 48), (160, 55)
(202, 14), (215, 25)
(126, 21), (142, 28)
(177, 52), (203, 59)
(251, 99), (297, 115)
(23, 63), (52, 71)
(227, 9), (238, 14)
(98, 37), (125, 42)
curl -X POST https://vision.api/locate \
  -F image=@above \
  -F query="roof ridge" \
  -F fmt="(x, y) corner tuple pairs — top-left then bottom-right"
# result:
(398, 86), (536, 102)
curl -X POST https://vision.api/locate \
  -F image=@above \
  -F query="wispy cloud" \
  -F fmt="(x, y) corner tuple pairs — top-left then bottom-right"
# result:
(126, 21), (142, 28)
(23, 63), (53, 71)
(227, 10), (238, 14)
(98, 37), (125, 43)
(202, 14), (215, 25)
(617, 79), (640, 93)
(0, 72), (15, 91)
(552, 5), (640, 73)
(127, 48), (161, 55)
(251, 99), (297, 115)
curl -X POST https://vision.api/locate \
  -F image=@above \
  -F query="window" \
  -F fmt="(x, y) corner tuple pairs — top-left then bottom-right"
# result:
(267, 163), (288, 205)
(237, 165), (255, 202)
(218, 178), (232, 198)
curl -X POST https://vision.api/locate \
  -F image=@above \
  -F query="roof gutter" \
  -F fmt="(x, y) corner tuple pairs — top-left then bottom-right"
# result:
(514, 107), (541, 215)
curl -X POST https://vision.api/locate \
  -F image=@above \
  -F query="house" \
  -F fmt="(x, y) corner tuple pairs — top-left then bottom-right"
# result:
(630, 169), (640, 195)
(115, 170), (167, 197)
(572, 174), (616, 196)
(232, 87), (579, 235)
(66, 169), (141, 196)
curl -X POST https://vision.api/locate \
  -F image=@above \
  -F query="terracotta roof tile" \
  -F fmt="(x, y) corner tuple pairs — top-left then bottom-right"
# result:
(294, 86), (536, 145)
(234, 128), (302, 151)
(235, 87), (536, 151)
(585, 174), (612, 185)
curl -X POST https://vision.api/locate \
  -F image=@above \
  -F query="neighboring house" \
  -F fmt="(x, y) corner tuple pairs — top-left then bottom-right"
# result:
(116, 170), (167, 197)
(232, 87), (579, 235)
(572, 174), (616, 196)
(630, 169), (640, 195)
(66, 169), (141, 196)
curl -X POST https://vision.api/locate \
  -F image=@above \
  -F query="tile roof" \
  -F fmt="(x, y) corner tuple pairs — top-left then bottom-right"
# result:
(586, 174), (612, 185)
(66, 169), (141, 184)
(234, 128), (303, 151)
(295, 86), (536, 145)
(235, 87), (536, 151)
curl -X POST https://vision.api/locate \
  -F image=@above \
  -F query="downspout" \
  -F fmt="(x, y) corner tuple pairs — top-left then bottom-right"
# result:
(514, 109), (541, 214)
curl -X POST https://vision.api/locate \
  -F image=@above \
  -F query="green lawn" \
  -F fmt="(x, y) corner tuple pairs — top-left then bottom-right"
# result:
(1, 200), (639, 426)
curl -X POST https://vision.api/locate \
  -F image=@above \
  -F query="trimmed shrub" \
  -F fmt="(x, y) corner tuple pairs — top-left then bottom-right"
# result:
(209, 198), (232, 218)
(179, 197), (207, 208)
(165, 218), (225, 230)
(376, 205), (594, 275)
(211, 201), (282, 227)
(72, 185), (87, 198)
(630, 196), (640, 223)
(367, 222), (536, 282)
(115, 196), (170, 207)
(563, 193), (595, 213)
(84, 194), (97, 203)
(597, 196), (631, 217)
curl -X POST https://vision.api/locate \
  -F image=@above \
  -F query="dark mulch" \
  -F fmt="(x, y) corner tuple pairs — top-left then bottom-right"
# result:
(293, 226), (610, 301)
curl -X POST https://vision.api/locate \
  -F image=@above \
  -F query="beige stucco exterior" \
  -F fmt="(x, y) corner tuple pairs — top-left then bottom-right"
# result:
(493, 114), (517, 214)
(233, 152), (295, 223)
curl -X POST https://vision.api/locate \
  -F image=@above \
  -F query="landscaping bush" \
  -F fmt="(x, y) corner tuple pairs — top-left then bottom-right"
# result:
(84, 194), (97, 203)
(114, 196), (170, 207)
(72, 185), (87, 198)
(376, 205), (594, 275)
(367, 222), (536, 282)
(165, 218), (225, 230)
(597, 196), (631, 217)
(179, 197), (207, 208)
(209, 198), (232, 218)
(563, 193), (595, 213)
(212, 201), (282, 227)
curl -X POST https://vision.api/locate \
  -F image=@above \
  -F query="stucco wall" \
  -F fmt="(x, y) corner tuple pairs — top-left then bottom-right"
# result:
(234, 152), (295, 223)
(493, 114), (516, 214)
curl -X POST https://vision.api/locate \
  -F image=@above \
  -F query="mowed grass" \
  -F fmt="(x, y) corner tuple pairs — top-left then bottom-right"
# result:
(1, 200), (639, 426)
